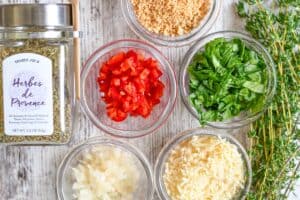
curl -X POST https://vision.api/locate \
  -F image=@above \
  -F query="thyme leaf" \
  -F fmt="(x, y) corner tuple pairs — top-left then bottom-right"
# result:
(236, 0), (300, 199)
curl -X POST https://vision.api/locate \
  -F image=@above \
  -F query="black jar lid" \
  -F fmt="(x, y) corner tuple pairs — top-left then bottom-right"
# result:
(0, 4), (73, 28)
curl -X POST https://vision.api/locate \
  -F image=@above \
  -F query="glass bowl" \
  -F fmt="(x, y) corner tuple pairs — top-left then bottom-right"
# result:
(81, 39), (177, 138)
(179, 31), (276, 129)
(121, 0), (222, 47)
(57, 137), (154, 200)
(154, 128), (252, 200)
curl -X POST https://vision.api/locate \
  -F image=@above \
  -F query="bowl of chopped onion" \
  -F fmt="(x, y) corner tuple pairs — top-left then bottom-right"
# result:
(57, 137), (154, 200)
(154, 128), (252, 200)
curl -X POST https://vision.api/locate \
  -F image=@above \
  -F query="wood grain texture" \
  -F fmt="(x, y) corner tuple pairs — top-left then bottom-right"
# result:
(0, 0), (298, 200)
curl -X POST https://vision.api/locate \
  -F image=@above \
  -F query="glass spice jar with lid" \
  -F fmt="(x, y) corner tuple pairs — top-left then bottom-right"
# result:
(0, 4), (79, 144)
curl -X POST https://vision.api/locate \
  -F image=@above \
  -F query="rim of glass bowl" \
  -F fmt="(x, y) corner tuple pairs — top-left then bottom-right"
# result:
(81, 39), (177, 138)
(154, 128), (252, 200)
(179, 30), (277, 129)
(121, 0), (222, 47)
(57, 137), (154, 200)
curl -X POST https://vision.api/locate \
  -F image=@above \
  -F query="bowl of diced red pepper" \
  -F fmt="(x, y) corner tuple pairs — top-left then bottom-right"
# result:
(81, 39), (177, 138)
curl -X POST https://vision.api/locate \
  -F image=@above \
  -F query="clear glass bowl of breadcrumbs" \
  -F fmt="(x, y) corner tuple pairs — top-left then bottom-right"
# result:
(121, 0), (222, 47)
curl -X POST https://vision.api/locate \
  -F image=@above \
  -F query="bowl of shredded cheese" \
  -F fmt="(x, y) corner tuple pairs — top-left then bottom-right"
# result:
(154, 128), (252, 200)
(121, 0), (222, 47)
(57, 137), (154, 200)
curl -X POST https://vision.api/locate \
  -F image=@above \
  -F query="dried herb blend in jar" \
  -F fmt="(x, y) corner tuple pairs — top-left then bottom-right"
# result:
(0, 4), (79, 144)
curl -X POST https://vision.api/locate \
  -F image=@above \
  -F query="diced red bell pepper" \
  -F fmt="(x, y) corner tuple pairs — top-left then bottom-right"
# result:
(107, 52), (126, 66)
(97, 50), (165, 122)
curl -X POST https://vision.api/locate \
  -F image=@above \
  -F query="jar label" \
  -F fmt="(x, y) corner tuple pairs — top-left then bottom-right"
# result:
(2, 53), (54, 136)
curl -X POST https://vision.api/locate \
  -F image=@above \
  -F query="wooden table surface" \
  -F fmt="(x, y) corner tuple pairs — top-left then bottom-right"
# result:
(0, 0), (299, 200)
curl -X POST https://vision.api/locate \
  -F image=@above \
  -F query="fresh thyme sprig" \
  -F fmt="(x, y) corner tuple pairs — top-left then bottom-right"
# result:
(236, 0), (300, 199)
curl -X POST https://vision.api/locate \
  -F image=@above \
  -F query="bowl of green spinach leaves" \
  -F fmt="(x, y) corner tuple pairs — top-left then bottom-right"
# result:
(180, 31), (276, 128)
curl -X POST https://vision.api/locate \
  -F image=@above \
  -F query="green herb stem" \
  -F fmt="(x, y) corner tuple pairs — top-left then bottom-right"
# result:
(237, 0), (300, 199)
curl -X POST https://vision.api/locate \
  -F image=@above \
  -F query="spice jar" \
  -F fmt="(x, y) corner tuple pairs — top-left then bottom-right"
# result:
(0, 4), (79, 144)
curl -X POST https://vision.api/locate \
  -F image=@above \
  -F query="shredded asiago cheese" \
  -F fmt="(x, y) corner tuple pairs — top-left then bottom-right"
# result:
(163, 135), (245, 200)
(72, 146), (140, 200)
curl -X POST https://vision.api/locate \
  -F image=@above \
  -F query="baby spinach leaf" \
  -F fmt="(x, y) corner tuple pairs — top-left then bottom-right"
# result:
(188, 37), (267, 124)
(243, 81), (265, 93)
